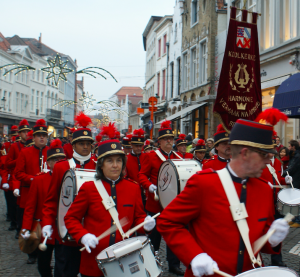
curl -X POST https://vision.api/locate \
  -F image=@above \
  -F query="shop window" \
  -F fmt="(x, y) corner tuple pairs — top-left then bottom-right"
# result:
(191, 0), (198, 25)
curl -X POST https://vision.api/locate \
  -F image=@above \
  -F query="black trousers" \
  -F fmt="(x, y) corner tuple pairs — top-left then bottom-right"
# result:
(4, 190), (10, 217)
(38, 244), (54, 277)
(147, 210), (180, 269)
(54, 244), (81, 277)
(7, 190), (17, 227)
(271, 206), (284, 264)
(16, 205), (24, 233)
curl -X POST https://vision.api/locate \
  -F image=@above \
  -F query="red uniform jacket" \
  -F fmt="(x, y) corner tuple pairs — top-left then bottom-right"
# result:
(275, 144), (284, 153)
(138, 148), (179, 213)
(194, 157), (207, 166)
(202, 155), (230, 170)
(63, 143), (73, 159)
(42, 157), (97, 245)
(64, 178), (146, 276)
(22, 172), (55, 244)
(125, 152), (146, 182)
(0, 155), (8, 190)
(176, 152), (194, 159)
(15, 145), (48, 208)
(157, 169), (277, 277)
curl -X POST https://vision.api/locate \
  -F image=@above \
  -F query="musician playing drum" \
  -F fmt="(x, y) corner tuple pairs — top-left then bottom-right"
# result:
(157, 119), (290, 277)
(64, 122), (155, 277)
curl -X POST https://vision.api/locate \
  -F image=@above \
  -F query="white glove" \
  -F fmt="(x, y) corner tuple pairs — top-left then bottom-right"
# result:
(21, 229), (31, 240)
(81, 233), (98, 253)
(191, 253), (219, 277)
(143, 215), (156, 232)
(2, 183), (9, 189)
(268, 219), (289, 247)
(149, 184), (157, 193)
(13, 189), (20, 197)
(285, 175), (293, 184)
(42, 225), (53, 238)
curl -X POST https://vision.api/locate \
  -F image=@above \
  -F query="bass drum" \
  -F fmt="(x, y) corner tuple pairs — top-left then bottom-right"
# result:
(57, 168), (96, 241)
(237, 266), (298, 277)
(157, 159), (201, 209)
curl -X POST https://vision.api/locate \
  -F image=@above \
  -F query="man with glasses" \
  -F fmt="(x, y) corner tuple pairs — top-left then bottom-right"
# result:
(42, 113), (96, 277)
(157, 119), (289, 277)
(139, 120), (184, 276)
(203, 124), (231, 170)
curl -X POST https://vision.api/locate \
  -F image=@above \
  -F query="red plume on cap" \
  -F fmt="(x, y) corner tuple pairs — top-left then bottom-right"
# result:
(133, 128), (145, 137)
(11, 136), (16, 142)
(95, 134), (102, 143)
(11, 125), (18, 130)
(273, 130), (277, 137)
(144, 140), (151, 146)
(70, 127), (76, 133)
(19, 119), (29, 126)
(115, 131), (121, 139)
(100, 122), (117, 139)
(178, 134), (186, 140)
(50, 138), (62, 149)
(196, 139), (206, 146)
(126, 134), (132, 140)
(27, 130), (33, 137)
(255, 108), (288, 126)
(36, 119), (46, 126)
(160, 120), (172, 130)
(75, 112), (92, 128)
(216, 124), (225, 132)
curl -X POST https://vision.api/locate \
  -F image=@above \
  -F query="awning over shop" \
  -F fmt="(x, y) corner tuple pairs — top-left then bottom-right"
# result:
(155, 103), (207, 125)
(273, 73), (300, 118)
(261, 75), (290, 90)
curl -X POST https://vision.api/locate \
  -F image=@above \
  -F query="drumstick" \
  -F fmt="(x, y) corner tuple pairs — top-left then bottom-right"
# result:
(80, 217), (129, 252)
(286, 171), (294, 189)
(253, 213), (294, 255)
(154, 189), (159, 201)
(39, 236), (48, 251)
(124, 213), (160, 239)
(213, 269), (234, 277)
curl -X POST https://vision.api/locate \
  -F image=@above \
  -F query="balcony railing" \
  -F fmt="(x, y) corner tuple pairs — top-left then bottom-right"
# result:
(46, 108), (62, 120)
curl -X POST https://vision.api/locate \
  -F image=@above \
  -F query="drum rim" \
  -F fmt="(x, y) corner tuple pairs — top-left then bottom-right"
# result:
(96, 236), (149, 262)
(236, 266), (299, 276)
(278, 188), (300, 206)
(157, 160), (180, 209)
(57, 168), (77, 241)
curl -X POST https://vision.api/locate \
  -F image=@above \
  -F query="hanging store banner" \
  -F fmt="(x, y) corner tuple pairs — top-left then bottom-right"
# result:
(213, 7), (262, 132)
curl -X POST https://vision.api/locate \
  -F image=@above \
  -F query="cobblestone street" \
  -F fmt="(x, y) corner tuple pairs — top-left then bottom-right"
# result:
(1, 190), (300, 276)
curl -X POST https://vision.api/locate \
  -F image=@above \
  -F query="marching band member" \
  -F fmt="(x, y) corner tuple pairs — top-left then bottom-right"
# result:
(193, 139), (207, 166)
(139, 120), (184, 276)
(143, 139), (153, 153)
(202, 124), (230, 170)
(6, 119), (30, 234)
(126, 128), (147, 206)
(42, 112), (96, 277)
(157, 119), (289, 277)
(64, 122), (154, 277)
(63, 127), (75, 159)
(15, 119), (49, 264)
(21, 139), (66, 276)
(121, 134), (132, 155)
(176, 134), (194, 159)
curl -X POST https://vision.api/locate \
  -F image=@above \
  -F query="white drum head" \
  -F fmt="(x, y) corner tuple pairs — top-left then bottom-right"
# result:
(157, 161), (179, 209)
(237, 266), (298, 276)
(57, 169), (76, 240)
(278, 188), (300, 205)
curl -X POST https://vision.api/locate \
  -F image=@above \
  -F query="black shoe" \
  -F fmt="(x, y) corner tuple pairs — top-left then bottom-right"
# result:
(6, 216), (12, 222)
(169, 267), (185, 275)
(15, 233), (19, 239)
(271, 261), (287, 267)
(8, 225), (16, 231)
(27, 257), (36, 264)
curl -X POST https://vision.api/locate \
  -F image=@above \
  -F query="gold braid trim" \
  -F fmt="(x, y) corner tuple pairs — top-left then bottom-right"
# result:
(230, 140), (274, 149)
(97, 150), (125, 160)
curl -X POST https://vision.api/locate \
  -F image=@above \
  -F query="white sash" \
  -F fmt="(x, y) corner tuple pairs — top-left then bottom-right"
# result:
(266, 164), (282, 188)
(217, 168), (262, 267)
(68, 158), (76, 169)
(155, 149), (183, 161)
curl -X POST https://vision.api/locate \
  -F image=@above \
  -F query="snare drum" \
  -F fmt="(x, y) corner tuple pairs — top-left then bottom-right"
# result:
(57, 168), (96, 241)
(277, 188), (300, 216)
(237, 266), (298, 277)
(97, 236), (162, 277)
(157, 159), (201, 209)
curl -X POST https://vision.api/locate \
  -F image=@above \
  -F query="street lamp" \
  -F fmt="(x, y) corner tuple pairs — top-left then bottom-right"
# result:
(0, 97), (6, 110)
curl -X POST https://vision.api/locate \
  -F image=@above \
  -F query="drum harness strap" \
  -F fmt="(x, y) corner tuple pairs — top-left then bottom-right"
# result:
(155, 150), (183, 161)
(216, 168), (262, 270)
(68, 158), (76, 169)
(93, 179), (126, 239)
(266, 164), (283, 189)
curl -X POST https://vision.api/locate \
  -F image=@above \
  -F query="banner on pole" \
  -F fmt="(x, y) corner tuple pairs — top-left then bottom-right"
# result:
(213, 7), (262, 132)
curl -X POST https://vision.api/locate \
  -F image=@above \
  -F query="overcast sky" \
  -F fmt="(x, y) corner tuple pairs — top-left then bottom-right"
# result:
(1, 0), (175, 102)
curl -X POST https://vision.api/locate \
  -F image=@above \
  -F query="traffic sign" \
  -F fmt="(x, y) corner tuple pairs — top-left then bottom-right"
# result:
(148, 120), (153, 130)
(148, 107), (157, 112)
(148, 96), (158, 105)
